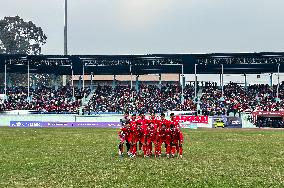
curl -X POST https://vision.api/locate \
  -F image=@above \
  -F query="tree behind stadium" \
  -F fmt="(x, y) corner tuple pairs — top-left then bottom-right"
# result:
(0, 16), (47, 54)
(0, 16), (55, 86)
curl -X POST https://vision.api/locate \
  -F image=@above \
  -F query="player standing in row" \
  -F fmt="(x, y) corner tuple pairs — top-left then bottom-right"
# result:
(118, 112), (184, 158)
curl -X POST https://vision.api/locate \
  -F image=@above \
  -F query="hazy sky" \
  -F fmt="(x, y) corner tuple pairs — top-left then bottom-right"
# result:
(1, 0), (284, 55)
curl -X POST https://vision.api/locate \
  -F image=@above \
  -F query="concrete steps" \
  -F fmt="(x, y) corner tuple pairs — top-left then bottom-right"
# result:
(241, 113), (257, 128)
(78, 88), (96, 114)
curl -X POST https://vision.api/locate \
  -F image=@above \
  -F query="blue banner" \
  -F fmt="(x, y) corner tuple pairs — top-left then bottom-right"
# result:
(10, 121), (121, 128)
(10, 121), (43, 127)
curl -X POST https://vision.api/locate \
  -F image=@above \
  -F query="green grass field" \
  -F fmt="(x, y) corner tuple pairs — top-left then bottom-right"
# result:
(0, 128), (283, 188)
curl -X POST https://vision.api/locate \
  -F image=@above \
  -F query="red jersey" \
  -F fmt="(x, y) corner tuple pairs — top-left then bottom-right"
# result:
(157, 125), (167, 142)
(171, 127), (180, 142)
(146, 124), (157, 142)
(147, 116), (159, 125)
(129, 122), (137, 135)
(118, 126), (129, 137)
(118, 125), (130, 143)
(136, 118), (147, 132)
(158, 118), (170, 129)
(170, 117), (180, 128)
(136, 125), (145, 140)
(137, 116), (148, 125)
(165, 127), (172, 144)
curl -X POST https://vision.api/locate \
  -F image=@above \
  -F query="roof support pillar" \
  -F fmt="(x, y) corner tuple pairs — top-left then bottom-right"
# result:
(112, 75), (116, 89)
(159, 74), (162, 89)
(135, 75), (139, 92)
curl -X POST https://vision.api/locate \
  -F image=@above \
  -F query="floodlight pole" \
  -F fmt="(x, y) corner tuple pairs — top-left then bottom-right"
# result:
(130, 64), (133, 89)
(112, 75), (116, 89)
(4, 61), (7, 96)
(82, 62), (85, 89)
(63, 0), (68, 86)
(64, 0), (68, 55)
(71, 66), (74, 98)
(91, 72), (93, 90)
(194, 64), (197, 100)
(221, 64), (224, 97)
(181, 64), (184, 103)
(159, 74), (162, 89)
(244, 73), (247, 90)
(277, 63), (280, 99)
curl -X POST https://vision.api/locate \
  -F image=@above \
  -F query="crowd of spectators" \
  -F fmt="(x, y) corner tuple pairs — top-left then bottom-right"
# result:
(1, 82), (284, 122)
(199, 82), (284, 116)
(0, 86), (91, 113)
(84, 84), (197, 114)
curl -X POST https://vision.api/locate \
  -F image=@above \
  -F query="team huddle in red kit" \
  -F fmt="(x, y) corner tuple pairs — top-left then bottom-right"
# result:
(118, 112), (184, 158)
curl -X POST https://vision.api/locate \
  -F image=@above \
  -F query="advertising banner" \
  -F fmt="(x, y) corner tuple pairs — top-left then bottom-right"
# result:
(175, 116), (208, 123)
(251, 111), (284, 122)
(210, 116), (242, 128)
(179, 122), (198, 129)
(226, 117), (242, 128)
(10, 121), (43, 127)
(10, 121), (121, 128)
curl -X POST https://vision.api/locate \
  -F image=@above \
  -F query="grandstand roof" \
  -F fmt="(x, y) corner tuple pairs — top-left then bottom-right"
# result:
(0, 52), (284, 75)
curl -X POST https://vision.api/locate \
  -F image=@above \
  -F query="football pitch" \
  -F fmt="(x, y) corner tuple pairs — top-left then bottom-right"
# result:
(0, 128), (283, 188)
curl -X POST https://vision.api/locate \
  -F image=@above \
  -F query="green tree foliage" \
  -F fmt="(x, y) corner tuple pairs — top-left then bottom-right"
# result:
(0, 16), (47, 55)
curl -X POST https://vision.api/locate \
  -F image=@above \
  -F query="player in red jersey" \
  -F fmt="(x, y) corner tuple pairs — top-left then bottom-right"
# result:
(146, 122), (157, 157)
(159, 113), (169, 128)
(138, 112), (148, 128)
(155, 113), (168, 156)
(171, 124), (180, 158)
(129, 118), (138, 157)
(135, 121), (146, 156)
(120, 112), (131, 155)
(129, 113), (137, 155)
(118, 120), (130, 157)
(136, 114), (149, 157)
(147, 112), (158, 156)
(156, 123), (167, 157)
(165, 124), (174, 158)
(170, 113), (180, 128)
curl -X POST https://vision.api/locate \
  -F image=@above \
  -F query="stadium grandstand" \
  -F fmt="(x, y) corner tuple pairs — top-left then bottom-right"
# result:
(0, 52), (284, 128)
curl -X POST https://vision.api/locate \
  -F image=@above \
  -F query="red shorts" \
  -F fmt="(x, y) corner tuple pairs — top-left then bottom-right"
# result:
(156, 136), (165, 144)
(136, 136), (145, 144)
(165, 137), (172, 145)
(127, 134), (135, 144)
